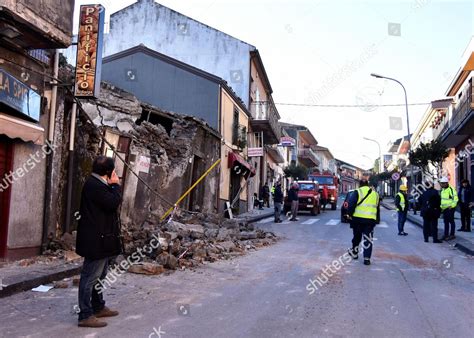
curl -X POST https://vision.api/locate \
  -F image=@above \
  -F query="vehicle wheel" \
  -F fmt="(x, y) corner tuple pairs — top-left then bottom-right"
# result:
(331, 203), (337, 210)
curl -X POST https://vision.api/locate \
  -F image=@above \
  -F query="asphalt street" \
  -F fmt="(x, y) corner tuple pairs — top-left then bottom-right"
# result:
(0, 200), (473, 338)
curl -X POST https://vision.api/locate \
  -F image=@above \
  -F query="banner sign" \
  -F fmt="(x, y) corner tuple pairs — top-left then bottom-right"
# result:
(74, 4), (105, 98)
(280, 136), (296, 147)
(0, 68), (41, 121)
(248, 147), (264, 157)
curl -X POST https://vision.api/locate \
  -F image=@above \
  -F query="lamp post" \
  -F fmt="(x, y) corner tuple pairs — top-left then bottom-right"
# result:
(363, 137), (383, 193)
(370, 73), (414, 193)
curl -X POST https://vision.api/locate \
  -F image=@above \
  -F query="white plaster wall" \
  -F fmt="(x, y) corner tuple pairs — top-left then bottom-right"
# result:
(103, 0), (253, 107)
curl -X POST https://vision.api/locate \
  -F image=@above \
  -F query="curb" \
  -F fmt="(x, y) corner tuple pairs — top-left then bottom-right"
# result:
(381, 201), (474, 256)
(0, 262), (82, 299)
(239, 211), (274, 224)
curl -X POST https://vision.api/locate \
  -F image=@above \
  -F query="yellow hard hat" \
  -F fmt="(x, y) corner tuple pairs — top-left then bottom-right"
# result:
(399, 185), (408, 191)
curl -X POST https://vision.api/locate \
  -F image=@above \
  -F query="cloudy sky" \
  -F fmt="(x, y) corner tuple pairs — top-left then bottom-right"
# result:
(74, 0), (473, 169)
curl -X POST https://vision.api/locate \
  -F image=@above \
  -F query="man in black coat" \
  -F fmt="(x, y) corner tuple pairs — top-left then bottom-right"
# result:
(458, 179), (472, 232)
(76, 156), (122, 328)
(288, 183), (299, 221)
(273, 181), (283, 223)
(420, 186), (442, 243)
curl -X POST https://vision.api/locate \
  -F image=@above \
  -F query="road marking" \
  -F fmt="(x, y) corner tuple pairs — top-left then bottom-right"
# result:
(326, 219), (340, 225)
(302, 218), (320, 225)
(257, 217), (273, 224)
(377, 222), (389, 228)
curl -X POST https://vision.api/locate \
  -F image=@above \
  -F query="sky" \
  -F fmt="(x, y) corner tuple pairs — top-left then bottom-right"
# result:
(74, 0), (474, 169)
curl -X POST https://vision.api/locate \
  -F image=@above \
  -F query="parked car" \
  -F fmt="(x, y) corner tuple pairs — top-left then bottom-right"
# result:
(284, 181), (321, 216)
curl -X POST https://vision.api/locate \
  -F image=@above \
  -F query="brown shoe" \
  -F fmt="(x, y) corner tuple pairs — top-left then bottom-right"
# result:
(94, 306), (119, 318)
(78, 316), (107, 328)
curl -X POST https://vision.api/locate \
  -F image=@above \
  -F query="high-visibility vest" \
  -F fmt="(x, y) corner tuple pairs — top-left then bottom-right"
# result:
(441, 186), (458, 210)
(271, 186), (275, 194)
(353, 186), (379, 220)
(396, 192), (406, 211)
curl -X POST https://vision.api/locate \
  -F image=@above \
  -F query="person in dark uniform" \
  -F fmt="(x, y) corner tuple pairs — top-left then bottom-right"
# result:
(345, 179), (380, 265)
(273, 181), (283, 223)
(420, 185), (442, 243)
(458, 179), (473, 232)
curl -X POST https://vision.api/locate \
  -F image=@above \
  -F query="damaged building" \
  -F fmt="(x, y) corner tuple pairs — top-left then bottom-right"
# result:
(66, 82), (222, 231)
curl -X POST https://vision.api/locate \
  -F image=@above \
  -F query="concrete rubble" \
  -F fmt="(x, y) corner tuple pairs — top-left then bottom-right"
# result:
(117, 209), (278, 273)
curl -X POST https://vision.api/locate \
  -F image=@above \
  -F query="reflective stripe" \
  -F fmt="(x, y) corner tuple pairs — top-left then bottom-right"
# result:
(397, 192), (406, 211)
(441, 186), (459, 210)
(353, 186), (379, 220)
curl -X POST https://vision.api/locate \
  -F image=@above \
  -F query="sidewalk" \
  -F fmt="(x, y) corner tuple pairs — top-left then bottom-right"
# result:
(0, 255), (82, 298)
(381, 197), (474, 256)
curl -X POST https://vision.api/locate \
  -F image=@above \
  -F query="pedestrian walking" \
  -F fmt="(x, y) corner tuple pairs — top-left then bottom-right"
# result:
(420, 185), (442, 243)
(273, 181), (283, 223)
(439, 177), (459, 240)
(346, 179), (380, 265)
(395, 185), (409, 236)
(260, 183), (270, 208)
(458, 179), (472, 232)
(321, 185), (329, 212)
(288, 182), (299, 221)
(76, 156), (122, 328)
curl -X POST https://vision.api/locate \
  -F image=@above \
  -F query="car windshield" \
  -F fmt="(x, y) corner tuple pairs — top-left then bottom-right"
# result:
(310, 176), (334, 185)
(298, 183), (316, 191)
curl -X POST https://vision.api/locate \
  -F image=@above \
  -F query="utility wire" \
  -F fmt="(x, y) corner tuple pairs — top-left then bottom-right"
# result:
(253, 102), (431, 108)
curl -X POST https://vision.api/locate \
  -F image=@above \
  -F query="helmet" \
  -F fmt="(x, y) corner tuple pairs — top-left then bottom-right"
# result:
(439, 177), (449, 183)
(399, 185), (408, 191)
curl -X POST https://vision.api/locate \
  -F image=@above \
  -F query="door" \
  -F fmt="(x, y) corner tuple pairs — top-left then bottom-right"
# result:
(189, 156), (204, 212)
(0, 136), (13, 258)
(230, 171), (241, 213)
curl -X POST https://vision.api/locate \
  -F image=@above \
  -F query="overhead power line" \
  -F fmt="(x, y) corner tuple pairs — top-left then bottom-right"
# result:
(272, 102), (431, 108)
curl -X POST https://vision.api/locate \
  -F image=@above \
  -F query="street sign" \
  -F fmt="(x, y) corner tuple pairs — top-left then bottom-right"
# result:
(392, 172), (400, 181)
(248, 147), (264, 157)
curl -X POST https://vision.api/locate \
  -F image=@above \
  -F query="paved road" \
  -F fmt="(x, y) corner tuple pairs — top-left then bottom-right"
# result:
(1, 202), (473, 337)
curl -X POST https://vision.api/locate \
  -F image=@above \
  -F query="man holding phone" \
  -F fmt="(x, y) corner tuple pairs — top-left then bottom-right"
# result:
(76, 156), (122, 328)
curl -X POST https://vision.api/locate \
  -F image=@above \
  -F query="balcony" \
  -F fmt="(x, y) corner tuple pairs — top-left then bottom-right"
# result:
(298, 148), (320, 168)
(0, 1), (74, 49)
(250, 101), (281, 145)
(439, 82), (474, 147)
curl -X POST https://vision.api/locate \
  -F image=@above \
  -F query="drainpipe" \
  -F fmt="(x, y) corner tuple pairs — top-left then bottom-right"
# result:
(41, 50), (60, 251)
(65, 102), (77, 233)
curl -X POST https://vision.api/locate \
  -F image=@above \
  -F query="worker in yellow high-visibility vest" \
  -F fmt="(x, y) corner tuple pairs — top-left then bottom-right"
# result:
(439, 177), (459, 240)
(345, 178), (380, 265)
(395, 185), (409, 236)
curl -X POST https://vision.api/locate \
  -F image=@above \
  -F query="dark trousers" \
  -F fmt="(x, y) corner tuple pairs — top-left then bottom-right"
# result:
(397, 211), (407, 233)
(291, 200), (298, 220)
(460, 203), (472, 231)
(423, 216), (439, 241)
(351, 223), (374, 259)
(443, 208), (456, 237)
(274, 202), (282, 222)
(263, 196), (270, 208)
(78, 257), (110, 321)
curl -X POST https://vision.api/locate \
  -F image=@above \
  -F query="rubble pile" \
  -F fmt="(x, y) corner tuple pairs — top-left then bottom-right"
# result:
(121, 210), (278, 272)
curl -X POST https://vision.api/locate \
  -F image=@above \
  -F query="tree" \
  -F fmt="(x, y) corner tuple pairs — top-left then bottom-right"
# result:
(409, 140), (449, 178)
(283, 164), (309, 180)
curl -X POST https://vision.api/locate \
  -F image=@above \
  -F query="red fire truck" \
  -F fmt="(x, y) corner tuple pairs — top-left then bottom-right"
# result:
(308, 173), (339, 210)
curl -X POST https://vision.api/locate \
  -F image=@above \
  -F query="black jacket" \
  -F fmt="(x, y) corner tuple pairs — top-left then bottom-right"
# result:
(273, 185), (283, 203)
(420, 188), (441, 219)
(395, 192), (408, 213)
(288, 187), (299, 202)
(458, 186), (473, 204)
(76, 175), (123, 260)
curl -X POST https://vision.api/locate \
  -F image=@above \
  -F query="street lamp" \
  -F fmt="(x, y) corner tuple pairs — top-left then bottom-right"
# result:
(370, 73), (414, 192)
(363, 137), (383, 195)
(363, 137), (383, 174)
